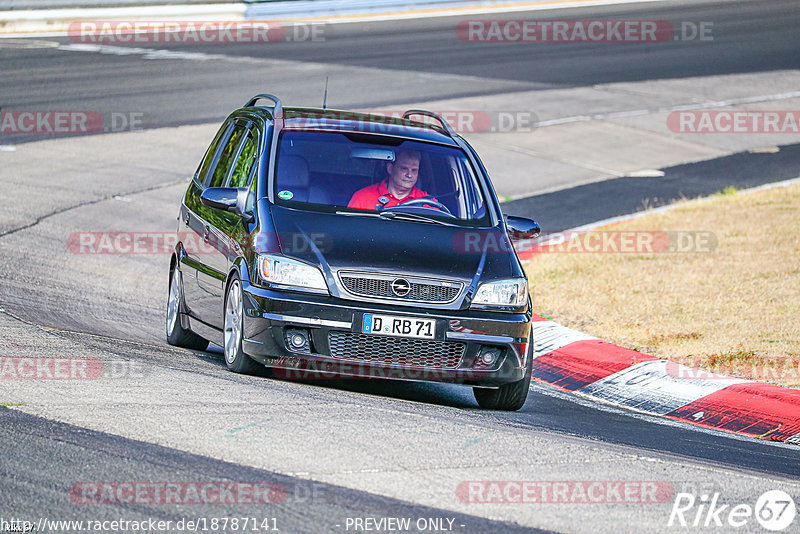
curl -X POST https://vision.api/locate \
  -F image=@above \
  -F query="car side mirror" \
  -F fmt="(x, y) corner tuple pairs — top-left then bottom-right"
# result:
(504, 215), (541, 240)
(200, 187), (254, 223)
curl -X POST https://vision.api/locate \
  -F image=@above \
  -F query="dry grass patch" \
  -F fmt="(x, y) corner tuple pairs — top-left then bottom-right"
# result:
(524, 181), (800, 387)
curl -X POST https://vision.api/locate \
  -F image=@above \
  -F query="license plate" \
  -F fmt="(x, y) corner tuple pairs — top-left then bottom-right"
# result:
(362, 314), (436, 340)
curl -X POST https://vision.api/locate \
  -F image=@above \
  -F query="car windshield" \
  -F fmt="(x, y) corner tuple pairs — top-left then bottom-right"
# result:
(273, 130), (490, 225)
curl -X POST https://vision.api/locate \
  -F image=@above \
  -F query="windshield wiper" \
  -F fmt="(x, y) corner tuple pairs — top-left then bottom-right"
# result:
(378, 211), (457, 227)
(335, 210), (381, 218)
(336, 209), (458, 226)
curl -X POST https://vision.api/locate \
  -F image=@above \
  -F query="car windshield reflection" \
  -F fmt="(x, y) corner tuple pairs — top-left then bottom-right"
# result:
(273, 130), (490, 226)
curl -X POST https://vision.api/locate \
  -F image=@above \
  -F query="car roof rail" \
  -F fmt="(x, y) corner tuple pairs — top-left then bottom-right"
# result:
(245, 94), (283, 118)
(402, 109), (457, 138)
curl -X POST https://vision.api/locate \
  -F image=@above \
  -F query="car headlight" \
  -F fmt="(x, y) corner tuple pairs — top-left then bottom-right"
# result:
(471, 278), (527, 308)
(257, 254), (328, 293)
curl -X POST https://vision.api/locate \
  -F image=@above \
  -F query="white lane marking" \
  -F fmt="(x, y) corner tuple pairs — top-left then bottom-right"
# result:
(0, 39), (59, 49)
(579, 360), (749, 416)
(0, 146), (17, 151)
(57, 42), (266, 63)
(626, 169), (665, 178)
(536, 91), (800, 127)
(532, 320), (596, 358)
(749, 146), (780, 154)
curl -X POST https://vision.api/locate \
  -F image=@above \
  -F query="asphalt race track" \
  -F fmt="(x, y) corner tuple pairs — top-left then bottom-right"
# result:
(1, 0), (800, 532)
(3, 0), (799, 141)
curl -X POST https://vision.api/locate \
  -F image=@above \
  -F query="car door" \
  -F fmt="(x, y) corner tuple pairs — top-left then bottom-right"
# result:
(180, 120), (234, 327)
(213, 120), (260, 277)
(196, 121), (252, 329)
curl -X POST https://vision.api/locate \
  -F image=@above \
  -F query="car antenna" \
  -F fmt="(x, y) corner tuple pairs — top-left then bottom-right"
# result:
(322, 76), (329, 110)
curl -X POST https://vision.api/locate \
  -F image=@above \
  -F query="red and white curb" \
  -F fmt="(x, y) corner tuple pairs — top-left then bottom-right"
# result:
(523, 176), (800, 443)
(530, 316), (800, 444)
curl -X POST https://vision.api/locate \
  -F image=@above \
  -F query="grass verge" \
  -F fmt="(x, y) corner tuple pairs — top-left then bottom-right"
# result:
(524, 181), (800, 388)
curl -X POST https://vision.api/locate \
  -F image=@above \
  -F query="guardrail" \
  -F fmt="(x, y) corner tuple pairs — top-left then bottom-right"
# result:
(245, 0), (488, 18)
(0, 1), (247, 33)
(1, 0), (473, 12)
(0, 0), (233, 9)
(0, 0), (552, 34)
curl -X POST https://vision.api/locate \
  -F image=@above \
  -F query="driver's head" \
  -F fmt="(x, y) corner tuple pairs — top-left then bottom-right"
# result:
(386, 150), (421, 192)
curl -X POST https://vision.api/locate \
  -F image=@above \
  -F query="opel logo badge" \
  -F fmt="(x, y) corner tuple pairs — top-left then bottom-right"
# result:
(391, 278), (411, 297)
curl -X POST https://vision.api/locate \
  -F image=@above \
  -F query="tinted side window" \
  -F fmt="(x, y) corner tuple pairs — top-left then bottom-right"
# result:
(228, 129), (257, 189)
(245, 169), (257, 214)
(207, 124), (246, 188)
(197, 122), (234, 186)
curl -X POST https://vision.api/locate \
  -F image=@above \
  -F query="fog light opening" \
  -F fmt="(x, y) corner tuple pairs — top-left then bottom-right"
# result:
(285, 328), (311, 353)
(477, 346), (502, 367)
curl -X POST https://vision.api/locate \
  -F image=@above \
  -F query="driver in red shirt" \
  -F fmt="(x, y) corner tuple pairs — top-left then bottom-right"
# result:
(348, 149), (437, 210)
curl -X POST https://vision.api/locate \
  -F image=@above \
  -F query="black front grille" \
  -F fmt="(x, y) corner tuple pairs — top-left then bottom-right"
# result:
(328, 332), (465, 369)
(340, 275), (460, 303)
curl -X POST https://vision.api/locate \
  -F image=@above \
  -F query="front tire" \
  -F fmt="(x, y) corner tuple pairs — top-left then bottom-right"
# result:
(473, 328), (533, 411)
(166, 266), (209, 351)
(223, 275), (260, 374)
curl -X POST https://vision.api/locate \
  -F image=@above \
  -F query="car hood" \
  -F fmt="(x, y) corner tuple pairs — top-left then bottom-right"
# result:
(269, 206), (520, 287)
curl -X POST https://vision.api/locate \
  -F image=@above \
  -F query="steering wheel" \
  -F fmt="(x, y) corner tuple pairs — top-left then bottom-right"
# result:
(393, 196), (453, 215)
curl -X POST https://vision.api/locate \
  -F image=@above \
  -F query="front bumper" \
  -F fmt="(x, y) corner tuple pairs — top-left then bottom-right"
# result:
(241, 281), (531, 386)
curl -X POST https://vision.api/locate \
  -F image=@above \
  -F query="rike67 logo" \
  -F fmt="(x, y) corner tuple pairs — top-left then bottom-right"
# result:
(669, 490), (796, 531)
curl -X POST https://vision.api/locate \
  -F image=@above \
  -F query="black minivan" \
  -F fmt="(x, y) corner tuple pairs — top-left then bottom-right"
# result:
(167, 94), (540, 410)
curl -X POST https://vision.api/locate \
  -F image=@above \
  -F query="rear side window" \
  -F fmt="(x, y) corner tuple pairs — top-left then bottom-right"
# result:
(207, 124), (246, 188)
